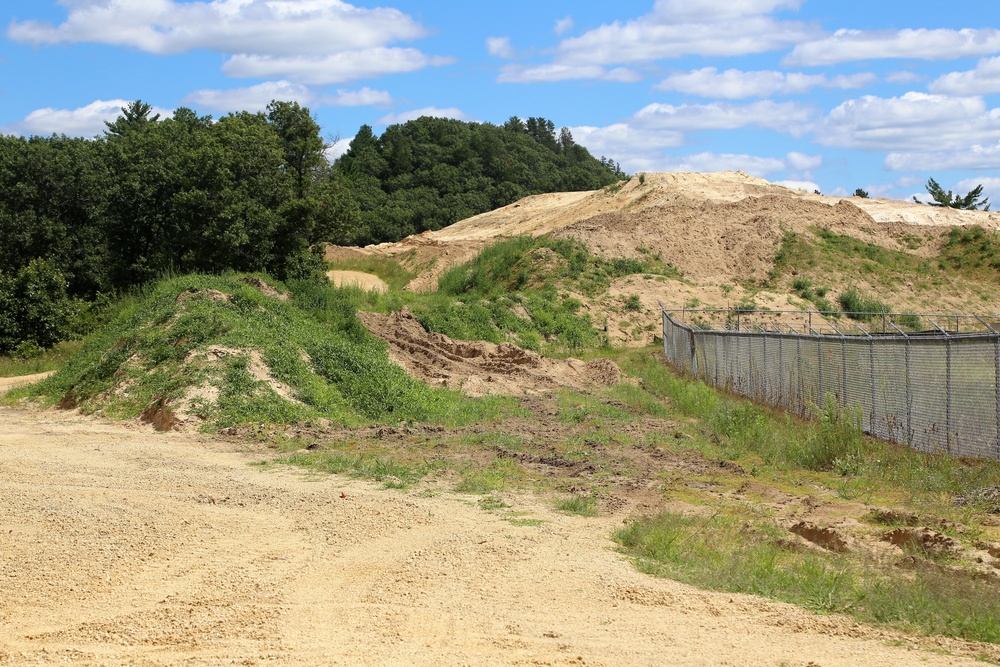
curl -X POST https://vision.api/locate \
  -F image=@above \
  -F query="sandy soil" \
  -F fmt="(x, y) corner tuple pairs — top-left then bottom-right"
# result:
(326, 270), (389, 293)
(358, 308), (623, 396)
(0, 372), (54, 394)
(0, 405), (991, 666)
(326, 171), (1000, 293)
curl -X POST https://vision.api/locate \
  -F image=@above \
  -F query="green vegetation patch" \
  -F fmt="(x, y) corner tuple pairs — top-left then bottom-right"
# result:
(7, 273), (516, 429)
(615, 511), (1000, 644)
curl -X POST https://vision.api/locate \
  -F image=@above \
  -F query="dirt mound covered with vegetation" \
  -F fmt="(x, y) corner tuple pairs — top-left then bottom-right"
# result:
(359, 307), (623, 397)
(6, 274), (523, 431)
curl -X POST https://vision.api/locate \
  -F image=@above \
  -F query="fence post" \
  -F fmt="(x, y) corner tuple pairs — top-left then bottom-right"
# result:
(817, 332), (823, 413)
(714, 333), (720, 387)
(797, 333), (804, 416)
(905, 333), (913, 447)
(930, 319), (953, 453)
(762, 330), (768, 403)
(778, 329), (784, 409)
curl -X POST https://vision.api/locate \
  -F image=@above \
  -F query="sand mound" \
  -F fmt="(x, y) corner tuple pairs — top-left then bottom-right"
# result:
(327, 270), (389, 293)
(358, 308), (623, 397)
(553, 195), (893, 282)
(327, 171), (1000, 293)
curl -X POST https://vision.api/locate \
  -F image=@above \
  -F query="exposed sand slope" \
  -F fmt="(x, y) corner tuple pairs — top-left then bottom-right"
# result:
(326, 269), (389, 292)
(0, 406), (993, 666)
(328, 171), (1000, 292)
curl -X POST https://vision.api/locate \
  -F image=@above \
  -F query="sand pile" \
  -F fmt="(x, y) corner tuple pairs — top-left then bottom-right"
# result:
(358, 308), (623, 397)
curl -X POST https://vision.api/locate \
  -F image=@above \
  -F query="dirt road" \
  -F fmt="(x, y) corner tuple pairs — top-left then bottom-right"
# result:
(0, 406), (985, 665)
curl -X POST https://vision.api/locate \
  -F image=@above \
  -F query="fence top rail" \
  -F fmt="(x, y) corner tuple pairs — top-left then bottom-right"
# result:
(662, 308), (1000, 341)
(662, 307), (1000, 320)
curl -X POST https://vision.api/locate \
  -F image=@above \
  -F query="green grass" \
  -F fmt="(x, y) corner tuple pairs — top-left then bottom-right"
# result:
(0, 340), (84, 377)
(611, 347), (1000, 503)
(4, 273), (518, 429)
(615, 510), (1000, 644)
(555, 495), (599, 516)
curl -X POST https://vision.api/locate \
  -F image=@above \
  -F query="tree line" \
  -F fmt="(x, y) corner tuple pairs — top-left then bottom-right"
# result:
(0, 101), (622, 354)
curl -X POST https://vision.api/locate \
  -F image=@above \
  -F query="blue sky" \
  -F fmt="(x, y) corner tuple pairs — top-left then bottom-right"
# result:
(5, 1), (1000, 203)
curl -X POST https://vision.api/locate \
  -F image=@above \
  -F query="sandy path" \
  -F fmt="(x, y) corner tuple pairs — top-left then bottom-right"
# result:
(0, 372), (54, 394)
(0, 407), (985, 666)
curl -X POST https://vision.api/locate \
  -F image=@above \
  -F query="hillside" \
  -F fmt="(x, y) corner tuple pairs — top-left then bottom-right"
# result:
(328, 171), (1000, 345)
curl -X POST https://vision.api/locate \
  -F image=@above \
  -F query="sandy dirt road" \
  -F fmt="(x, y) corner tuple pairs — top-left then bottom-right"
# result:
(0, 406), (986, 666)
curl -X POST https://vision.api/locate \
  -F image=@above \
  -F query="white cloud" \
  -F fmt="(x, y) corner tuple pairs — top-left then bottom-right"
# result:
(655, 152), (787, 176)
(656, 67), (875, 99)
(8, 0), (425, 54)
(786, 28), (1000, 66)
(885, 71), (923, 84)
(651, 0), (803, 21)
(498, 1), (815, 83)
(775, 180), (820, 193)
(222, 49), (454, 84)
(786, 151), (822, 171)
(8, 99), (171, 137)
(8, 0), (448, 83)
(554, 16), (574, 36)
(326, 135), (354, 162)
(377, 107), (471, 125)
(634, 100), (813, 134)
(323, 88), (392, 107)
(930, 57), (1000, 95)
(486, 36), (514, 59)
(956, 177), (999, 207)
(184, 80), (314, 113)
(499, 64), (640, 83)
(571, 123), (683, 153)
(817, 92), (1000, 153)
(885, 142), (1000, 171)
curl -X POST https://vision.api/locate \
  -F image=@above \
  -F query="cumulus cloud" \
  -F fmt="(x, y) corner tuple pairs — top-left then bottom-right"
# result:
(554, 16), (574, 36)
(786, 151), (822, 171)
(499, 64), (640, 83)
(486, 36), (514, 59)
(184, 80), (314, 112)
(634, 100), (813, 134)
(930, 57), (1000, 95)
(325, 135), (354, 162)
(324, 88), (393, 107)
(7, 99), (171, 137)
(885, 143), (1000, 171)
(222, 49), (453, 84)
(786, 28), (1000, 66)
(656, 67), (875, 99)
(377, 107), (471, 125)
(651, 0), (803, 21)
(817, 92), (1000, 153)
(498, 1), (815, 83)
(775, 180), (820, 193)
(8, 0), (449, 83)
(654, 152), (787, 176)
(885, 71), (923, 84)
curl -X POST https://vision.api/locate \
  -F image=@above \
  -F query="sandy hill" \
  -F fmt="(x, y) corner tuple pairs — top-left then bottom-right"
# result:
(327, 171), (1000, 345)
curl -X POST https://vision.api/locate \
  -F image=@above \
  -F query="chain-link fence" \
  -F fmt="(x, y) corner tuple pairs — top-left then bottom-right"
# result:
(662, 307), (1000, 461)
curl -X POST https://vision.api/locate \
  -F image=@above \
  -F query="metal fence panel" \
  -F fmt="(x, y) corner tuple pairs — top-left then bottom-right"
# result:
(662, 310), (1000, 461)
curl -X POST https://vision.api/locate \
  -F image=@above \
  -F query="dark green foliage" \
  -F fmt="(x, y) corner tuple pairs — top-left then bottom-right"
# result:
(0, 99), (361, 352)
(336, 116), (620, 244)
(918, 177), (990, 211)
(853, 188), (869, 198)
(837, 286), (889, 321)
(0, 260), (74, 355)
